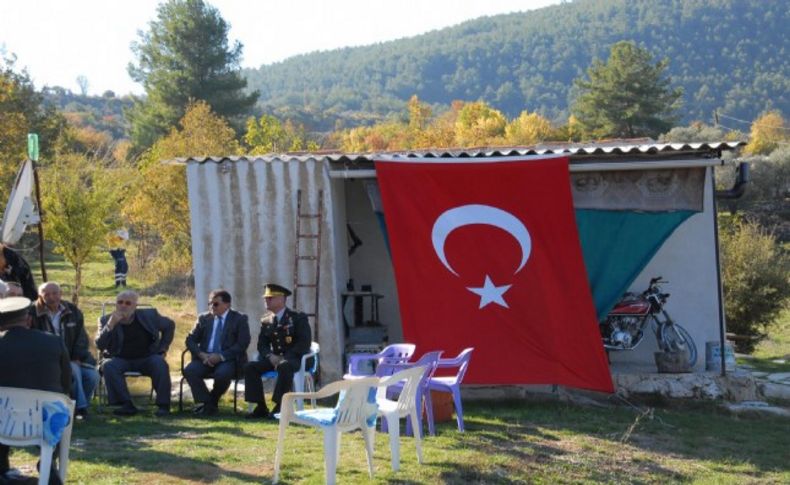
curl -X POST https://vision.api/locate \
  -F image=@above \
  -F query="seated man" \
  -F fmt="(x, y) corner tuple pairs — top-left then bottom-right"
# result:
(244, 283), (311, 419)
(0, 297), (71, 484)
(95, 290), (175, 417)
(31, 282), (99, 420)
(184, 289), (250, 416)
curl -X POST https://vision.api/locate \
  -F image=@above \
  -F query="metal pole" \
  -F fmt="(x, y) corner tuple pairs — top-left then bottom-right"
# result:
(29, 159), (47, 282)
(710, 167), (727, 376)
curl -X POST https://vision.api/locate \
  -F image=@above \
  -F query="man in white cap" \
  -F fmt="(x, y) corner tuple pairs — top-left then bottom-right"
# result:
(0, 297), (71, 484)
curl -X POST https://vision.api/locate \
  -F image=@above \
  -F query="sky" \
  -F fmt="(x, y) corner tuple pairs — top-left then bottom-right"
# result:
(0, 0), (562, 96)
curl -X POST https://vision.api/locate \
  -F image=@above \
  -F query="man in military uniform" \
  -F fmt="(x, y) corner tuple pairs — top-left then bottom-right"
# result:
(31, 282), (98, 420)
(0, 297), (71, 484)
(244, 283), (311, 419)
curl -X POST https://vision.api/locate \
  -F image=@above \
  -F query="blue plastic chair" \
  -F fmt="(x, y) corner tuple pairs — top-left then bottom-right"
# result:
(344, 343), (415, 379)
(427, 348), (474, 432)
(382, 350), (443, 438)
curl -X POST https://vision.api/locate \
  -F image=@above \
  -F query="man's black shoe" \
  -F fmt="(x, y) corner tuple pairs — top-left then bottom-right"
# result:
(200, 403), (218, 417)
(75, 408), (88, 421)
(155, 406), (170, 417)
(244, 404), (269, 420)
(113, 402), (138, 416)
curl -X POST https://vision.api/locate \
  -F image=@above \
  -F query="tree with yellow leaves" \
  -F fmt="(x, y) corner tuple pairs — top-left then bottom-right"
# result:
(504, 111), (554, 145)
(744, 111), (788, 155)
(454, 101), (507, 147)
(126, 100), (241, 275)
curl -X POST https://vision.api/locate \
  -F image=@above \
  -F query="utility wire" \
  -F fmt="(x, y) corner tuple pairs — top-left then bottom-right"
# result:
(718, 112), (790, 131)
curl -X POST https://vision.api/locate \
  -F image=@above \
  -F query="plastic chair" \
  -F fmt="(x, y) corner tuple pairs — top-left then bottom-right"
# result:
(254, 342), (320, 411)
(376, 366), (426, 472)
(428, 347), (474, 432)
(96, 302), (155, 411)
(273, 377), (379, 485)
(177, 348), (241, 412)
(0, 386), (75, 485)
(383, 351), (443, 438)
(344, 343), (416, 379)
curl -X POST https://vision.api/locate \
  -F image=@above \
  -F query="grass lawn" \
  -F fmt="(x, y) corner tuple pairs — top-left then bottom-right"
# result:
(13, 249), (789, 484)
(5, 398), (789, 484)
(737, 308), (790, 374)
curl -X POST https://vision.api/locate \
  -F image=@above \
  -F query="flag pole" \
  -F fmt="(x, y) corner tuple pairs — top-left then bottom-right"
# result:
(27, 134), (47, 282)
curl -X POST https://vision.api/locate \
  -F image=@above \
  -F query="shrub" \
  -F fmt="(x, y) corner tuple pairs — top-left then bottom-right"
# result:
(720, 217), (790, 352)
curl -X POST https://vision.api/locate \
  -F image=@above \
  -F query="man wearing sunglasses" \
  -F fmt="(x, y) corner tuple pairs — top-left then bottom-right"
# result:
(183, 289), (250, 416)
(95, 290), (175, 417)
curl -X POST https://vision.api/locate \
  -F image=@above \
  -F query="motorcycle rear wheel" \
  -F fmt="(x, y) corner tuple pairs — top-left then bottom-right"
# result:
(660, 323), (698, 367)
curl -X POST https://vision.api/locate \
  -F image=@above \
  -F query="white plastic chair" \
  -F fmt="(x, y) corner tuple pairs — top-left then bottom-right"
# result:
(273, 377), (379, 485)
(253, 341), (320, 411)
(0, 386), (75, 485)
(377, 366), (426, 472)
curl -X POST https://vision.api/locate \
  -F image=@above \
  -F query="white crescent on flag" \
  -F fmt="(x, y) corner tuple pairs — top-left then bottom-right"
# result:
(431, 204), (532, 276)
(431, 204), (532, 309)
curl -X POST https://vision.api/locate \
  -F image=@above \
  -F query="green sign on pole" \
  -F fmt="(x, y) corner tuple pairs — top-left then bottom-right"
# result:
(27, 133), (39, 161)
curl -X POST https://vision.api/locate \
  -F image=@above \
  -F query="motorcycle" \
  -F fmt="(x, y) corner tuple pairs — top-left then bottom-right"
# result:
(600, 277), (698, 366)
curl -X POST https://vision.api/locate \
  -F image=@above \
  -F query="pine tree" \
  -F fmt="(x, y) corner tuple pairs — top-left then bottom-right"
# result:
(572, 41), (682, 139)
(127, 0), (258, 153)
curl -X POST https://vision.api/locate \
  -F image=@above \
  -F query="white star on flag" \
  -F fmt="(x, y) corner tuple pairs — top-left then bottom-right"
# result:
(466, 275), (512, 309)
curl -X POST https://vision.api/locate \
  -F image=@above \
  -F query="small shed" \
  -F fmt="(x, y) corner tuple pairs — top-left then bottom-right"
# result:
(176, 141), (743, 383)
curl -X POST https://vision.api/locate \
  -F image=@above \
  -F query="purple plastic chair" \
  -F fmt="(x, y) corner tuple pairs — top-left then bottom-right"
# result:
(382, 350), (443, 438)
(344, 343), (416, 379)
(427, 348), (474, 432)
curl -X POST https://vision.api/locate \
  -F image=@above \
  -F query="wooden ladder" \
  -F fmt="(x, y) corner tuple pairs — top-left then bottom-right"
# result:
(292, 189), (323, 342)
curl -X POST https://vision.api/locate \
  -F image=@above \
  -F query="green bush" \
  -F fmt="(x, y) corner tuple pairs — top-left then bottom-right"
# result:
(720, 217), (790, 352)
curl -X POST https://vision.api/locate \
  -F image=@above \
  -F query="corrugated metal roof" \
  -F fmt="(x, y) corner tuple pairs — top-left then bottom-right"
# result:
(169, 140), (745, 165)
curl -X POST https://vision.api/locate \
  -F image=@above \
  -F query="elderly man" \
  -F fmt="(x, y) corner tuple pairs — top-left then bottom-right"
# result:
(0, 297), (71, 484)
(31, 282), (98, 420)
(95, 290), (175, 417)
(244, 283), (312, 419)
(184, 289), (250, 416)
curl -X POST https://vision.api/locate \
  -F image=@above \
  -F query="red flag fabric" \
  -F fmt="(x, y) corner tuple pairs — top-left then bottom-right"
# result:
(374, 156), (613, 392)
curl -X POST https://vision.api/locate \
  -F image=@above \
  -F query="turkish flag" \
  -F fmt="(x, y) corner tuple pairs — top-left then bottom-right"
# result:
(374, 156), (613, 392)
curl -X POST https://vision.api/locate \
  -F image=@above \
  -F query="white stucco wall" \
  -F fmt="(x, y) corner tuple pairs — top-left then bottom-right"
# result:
(608, 167), (722, 371)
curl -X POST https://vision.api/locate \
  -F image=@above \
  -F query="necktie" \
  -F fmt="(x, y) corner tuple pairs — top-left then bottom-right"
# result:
(211, 316), (224, 353)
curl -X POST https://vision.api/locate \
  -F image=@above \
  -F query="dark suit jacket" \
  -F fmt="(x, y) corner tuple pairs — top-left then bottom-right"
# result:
(257, 308), (311, 366)
(95, 308), (175, 358)
(185, 309), (251, 365)
(0, 327), (71, 394)
(31, 299), (96, 365)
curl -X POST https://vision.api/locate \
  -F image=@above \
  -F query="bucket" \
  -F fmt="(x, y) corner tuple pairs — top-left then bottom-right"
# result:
(431, 391), (454, 422)
(705, 341), (736, 372)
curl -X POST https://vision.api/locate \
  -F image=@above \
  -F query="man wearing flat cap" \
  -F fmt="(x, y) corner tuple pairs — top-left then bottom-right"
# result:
(244, 283), (311, 419)
(0, 297), (71, 484)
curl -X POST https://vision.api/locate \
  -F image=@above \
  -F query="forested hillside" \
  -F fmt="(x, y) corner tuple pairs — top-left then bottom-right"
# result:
(245, 0), (789, 131)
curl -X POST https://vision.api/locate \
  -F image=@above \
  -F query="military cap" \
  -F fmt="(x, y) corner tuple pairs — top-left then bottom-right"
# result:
(0, 297), (32, 325)
(262, 283), (291, 298)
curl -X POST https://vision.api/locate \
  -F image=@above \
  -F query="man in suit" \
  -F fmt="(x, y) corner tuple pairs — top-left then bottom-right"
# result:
(0, 297), (71, 484)
(31, 282), (99, 420)
(95, 290), (175, 417)
(244, 283), (312, 419)
(184, 289), (250, 416)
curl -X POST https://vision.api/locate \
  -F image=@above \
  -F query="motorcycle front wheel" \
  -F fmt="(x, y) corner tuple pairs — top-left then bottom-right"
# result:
(660, 323), (698, 367)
